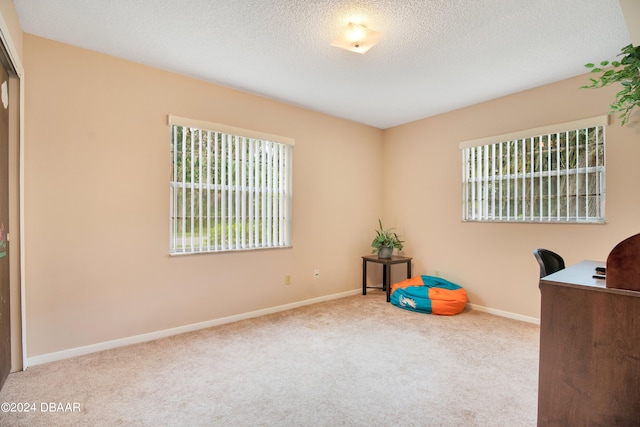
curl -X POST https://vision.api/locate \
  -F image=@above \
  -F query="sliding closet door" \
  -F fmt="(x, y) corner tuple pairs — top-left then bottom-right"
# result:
(0, 59), (10, 390)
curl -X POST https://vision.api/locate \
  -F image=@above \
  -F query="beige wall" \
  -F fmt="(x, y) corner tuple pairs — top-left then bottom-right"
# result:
(382, 75), (640, 319)
(619, 0), (640, 45)
(0, 0), (22, 57)
(23, 35), (383, 358)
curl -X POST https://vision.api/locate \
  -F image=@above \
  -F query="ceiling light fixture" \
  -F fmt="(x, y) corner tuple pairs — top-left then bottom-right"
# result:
(330, 22), (382, 54)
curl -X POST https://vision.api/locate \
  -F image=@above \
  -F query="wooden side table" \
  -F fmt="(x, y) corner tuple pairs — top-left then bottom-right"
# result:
(362, 255), (412, 302)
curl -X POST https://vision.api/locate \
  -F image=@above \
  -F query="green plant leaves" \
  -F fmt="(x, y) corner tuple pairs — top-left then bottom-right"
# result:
(581, 44), (640, 126)
(371, 219), (404, 253)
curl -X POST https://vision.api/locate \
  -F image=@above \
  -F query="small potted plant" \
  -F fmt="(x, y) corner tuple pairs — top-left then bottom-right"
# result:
(371, 219), (404, 258)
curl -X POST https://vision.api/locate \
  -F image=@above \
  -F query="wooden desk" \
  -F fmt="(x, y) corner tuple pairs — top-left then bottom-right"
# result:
(538, 260), (640, 426)
(362, 255), (412, 302)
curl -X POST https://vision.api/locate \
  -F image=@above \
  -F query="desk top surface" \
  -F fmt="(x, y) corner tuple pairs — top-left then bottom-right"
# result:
(541, 260), (640, 297)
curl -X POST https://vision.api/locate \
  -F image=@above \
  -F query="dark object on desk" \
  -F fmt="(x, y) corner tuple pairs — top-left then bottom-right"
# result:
(533, 248), (565, 278)
(606, 232), (640, 291)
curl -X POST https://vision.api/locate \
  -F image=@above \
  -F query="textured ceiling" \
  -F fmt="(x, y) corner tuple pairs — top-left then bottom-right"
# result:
(14, 0), (630, 129)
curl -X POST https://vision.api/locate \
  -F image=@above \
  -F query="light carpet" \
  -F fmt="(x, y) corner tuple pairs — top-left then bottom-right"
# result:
(0, 291), (540, 426)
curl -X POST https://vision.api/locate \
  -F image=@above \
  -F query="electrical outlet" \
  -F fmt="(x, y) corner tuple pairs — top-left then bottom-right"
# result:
(313, 269), (320, 280)
(435, 270), (441, 277)
(285, 275), (292, 285)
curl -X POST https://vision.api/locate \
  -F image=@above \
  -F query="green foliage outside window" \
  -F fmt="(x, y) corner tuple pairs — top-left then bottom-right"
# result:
(464, 126), (605, 222)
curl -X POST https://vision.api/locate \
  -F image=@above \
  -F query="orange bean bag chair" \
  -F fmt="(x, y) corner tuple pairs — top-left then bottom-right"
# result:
(390, 275), (467, 315)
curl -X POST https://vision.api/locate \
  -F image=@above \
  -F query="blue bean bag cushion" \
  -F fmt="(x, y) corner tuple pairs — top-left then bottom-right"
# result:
(390, 275), (467, 315)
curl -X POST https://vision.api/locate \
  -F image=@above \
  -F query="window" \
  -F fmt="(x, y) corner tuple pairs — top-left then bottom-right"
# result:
(169, 115), (294, 254)
(460, 116), (607, 223)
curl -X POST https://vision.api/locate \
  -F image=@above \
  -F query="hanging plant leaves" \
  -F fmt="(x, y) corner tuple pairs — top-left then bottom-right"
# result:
(581, 44), (640, 126)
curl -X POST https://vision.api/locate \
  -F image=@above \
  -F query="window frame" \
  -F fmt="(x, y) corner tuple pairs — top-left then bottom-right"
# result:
(168, 115), (294, 255)
(460, 116), (608, 224)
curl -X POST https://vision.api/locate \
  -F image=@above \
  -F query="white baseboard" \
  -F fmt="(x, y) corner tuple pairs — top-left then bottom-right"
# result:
(25, 291), (537, 367)
(25, 289), (362, 367)
(467, 303), (540, 325)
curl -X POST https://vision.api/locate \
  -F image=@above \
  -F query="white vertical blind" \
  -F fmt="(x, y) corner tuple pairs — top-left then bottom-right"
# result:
(507, 141), (512, 219)
(460, 116), (606, 223)
(169, 115), (294, 254)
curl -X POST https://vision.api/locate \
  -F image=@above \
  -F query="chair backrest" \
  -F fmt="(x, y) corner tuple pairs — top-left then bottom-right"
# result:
(534, 248), (565, 278)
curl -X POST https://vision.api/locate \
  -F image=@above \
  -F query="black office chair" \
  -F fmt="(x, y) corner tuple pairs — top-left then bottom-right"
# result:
(533, 248), (565, 278)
